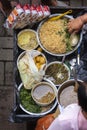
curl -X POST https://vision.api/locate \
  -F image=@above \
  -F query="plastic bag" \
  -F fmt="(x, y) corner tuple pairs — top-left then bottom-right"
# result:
(18, 50), (46, 89)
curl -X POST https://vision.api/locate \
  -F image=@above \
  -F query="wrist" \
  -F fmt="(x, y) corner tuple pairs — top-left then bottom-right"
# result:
(80, 14), (87, 24)
(79, 16), (84, 25)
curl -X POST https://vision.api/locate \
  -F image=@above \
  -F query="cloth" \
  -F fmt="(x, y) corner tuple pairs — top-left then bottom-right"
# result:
(78, 110), (87, 130)
(48, 103), (87, 130)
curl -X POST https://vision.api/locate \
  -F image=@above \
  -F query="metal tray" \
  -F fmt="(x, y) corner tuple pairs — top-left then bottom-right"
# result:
(11, 7), (87, 123)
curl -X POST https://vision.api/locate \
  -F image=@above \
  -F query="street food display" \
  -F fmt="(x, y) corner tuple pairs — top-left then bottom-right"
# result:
(15, 13), (81, 118)
(12, 8), (87, 123)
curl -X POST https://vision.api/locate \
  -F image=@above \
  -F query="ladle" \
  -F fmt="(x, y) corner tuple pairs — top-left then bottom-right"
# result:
(62, 55), (66, 64)
(49, 10), (72, 21)
(69, 58), (76, 71)
(72, 67), (79, 92)
(77, 47), (80, 66)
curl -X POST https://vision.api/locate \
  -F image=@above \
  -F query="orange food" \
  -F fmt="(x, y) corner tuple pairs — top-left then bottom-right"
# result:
(37, 47), (43, 52)
(35, 114), (55, 130)
(12, 9), (18, 16)
(34, 55), (46, 70)
(8, 14), (14, 23)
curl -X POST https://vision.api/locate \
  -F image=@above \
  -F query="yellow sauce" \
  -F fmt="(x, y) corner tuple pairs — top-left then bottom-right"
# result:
(18, 30), (38, 50)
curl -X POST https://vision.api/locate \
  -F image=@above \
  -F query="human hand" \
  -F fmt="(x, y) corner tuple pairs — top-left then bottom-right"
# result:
(68, 16), (84, 33)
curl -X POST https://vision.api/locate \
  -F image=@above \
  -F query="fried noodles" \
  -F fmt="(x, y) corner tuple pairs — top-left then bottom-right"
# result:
(39, 19), (71, 54)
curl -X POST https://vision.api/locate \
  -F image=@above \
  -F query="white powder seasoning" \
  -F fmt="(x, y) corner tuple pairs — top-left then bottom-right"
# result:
(60, 85), (78, 107)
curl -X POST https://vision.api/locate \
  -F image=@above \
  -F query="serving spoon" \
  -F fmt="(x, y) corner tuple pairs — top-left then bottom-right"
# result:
(70, 32), (79, 47)
(72, 67), (79, 92)
(62, 55), (66, 64)
(48, 10), (72, 21)
(69, 59), (79, 92)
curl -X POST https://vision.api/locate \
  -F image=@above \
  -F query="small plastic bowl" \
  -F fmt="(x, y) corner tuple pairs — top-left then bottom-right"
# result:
(31, 82), (56, 107)
(17, 29), (38, 51)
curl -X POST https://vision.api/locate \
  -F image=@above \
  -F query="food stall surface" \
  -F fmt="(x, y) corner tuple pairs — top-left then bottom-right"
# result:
(1, 5), (87, 130)
(12, 6), (87, 124)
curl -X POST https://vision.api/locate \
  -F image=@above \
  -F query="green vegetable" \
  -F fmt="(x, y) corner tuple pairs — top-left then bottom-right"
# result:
(20, 87), (41, 113)
(57, 30), (64, 36)
(65, 28), (73, 52)
(45, 63), (69, 85)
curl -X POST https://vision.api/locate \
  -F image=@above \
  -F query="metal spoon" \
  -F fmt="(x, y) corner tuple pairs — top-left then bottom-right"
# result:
(70, 32), (79, 47)
(62, 55), (66, 64)
(69, 58), (76, 70)
(77, 47), (80, 66)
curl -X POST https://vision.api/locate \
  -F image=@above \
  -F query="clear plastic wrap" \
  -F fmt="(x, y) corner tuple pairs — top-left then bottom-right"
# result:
(17, 50), (46, 89)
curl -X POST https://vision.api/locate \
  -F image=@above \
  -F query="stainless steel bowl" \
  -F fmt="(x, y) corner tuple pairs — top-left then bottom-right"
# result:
(45, 61), (70, 86)
(18, 80), (58, 116)
(37, 14), (83, 56)
(31, 81), (56, 107)
(17, 29), (38, 51)
(57, 79), (83, 108)
(17, 50), (47, 69)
